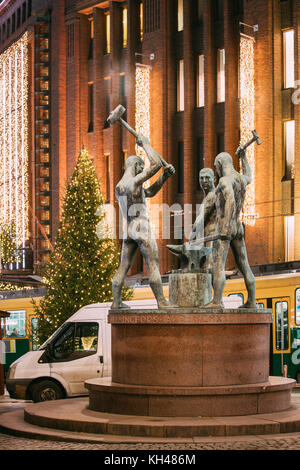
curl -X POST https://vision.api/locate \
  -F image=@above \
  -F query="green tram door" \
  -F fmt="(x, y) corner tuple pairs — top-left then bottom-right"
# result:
(3, 338), (30, 375)
(272, 298), (291, 378)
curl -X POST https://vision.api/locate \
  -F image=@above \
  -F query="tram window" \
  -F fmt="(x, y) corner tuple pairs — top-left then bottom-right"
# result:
(295, 289), (300, 325)
(275, 301), (289, 351)
(52, 322), (98, 362)
(5, 311), (26, 338)
(257, 303), (264, 309)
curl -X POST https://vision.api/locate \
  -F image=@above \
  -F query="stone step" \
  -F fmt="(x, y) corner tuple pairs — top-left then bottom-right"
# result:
(11, 396), (300, 438)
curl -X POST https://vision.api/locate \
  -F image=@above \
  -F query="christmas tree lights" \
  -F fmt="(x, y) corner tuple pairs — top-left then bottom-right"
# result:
(33, 148), (132, 344)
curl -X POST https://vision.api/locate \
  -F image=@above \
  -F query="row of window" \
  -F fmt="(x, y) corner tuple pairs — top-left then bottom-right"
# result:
(0, 0), (31, 44)
(177, 49), (225, 112)
(85, 3), (143, 59)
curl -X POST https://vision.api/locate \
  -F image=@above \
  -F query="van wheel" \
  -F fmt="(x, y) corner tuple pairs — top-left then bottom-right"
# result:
(31, 380), (64, 402)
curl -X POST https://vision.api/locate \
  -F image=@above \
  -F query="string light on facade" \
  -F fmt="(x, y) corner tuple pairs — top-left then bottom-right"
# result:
(135, 64), (151, 211)
(0, 32), (29, 264)
(135, 64), (150, 160)
(239, 35), (259, 227)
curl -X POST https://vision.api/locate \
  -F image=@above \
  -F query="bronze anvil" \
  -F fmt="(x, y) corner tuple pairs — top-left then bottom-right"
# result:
(167, 242), (212, 272)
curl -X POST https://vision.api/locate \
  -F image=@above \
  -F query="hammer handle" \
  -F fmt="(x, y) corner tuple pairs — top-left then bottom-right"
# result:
(235, 138), (255, 156)
(189, 234), (221, 245)
(119, 117), (168, 167)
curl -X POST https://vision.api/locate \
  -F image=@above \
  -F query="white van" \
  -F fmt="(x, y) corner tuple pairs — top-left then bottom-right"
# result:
(5, 299), (157, 402)
(5, 296), (243, 402)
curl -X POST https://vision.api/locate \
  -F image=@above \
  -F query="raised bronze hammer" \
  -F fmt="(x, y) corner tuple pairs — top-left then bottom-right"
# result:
(105, 104), (168, 167)
(235, 129), (261, 156)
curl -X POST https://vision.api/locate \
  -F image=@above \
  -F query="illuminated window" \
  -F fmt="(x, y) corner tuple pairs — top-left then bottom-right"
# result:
(284, 120), (295, 180)
(217, 48), (225, 103)
(40, 167), (50, 177)
(41, 210), (50, 221)
(40, 181), (50, 192)
(284, 215), (294, 262)
(177, 59), (184, 111)
(40, 196), (50, 206)
(105, 13), (110, 54)
(122, 7), (127, 48)
(177, 0), (183, 31)
(283, 29), (294, 89)
(39, 153), (49, 163)
(5, 310), (26, 338)
(122, 150), (127, 171)
(140, 2), (143, 41)
(197, 55), (205, 107)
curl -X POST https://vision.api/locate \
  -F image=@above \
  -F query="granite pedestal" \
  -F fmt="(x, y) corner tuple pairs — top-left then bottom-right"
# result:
(85, 308), (295, 417)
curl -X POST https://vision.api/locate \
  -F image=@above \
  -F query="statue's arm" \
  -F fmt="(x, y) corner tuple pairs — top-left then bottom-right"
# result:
(189, 195), (215, 241)
(144, 165), (175, 198)
(236, 147), (252, 185)
(134, 136), (163, 186)
(217, 179), (235, 239)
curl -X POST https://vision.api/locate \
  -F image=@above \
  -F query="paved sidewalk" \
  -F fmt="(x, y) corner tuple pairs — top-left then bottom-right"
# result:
(1, 390), (300, 450)
(1, 430), (300, 449)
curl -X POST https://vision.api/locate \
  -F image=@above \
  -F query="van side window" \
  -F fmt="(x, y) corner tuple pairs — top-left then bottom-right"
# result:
(52, 323), (98, 362)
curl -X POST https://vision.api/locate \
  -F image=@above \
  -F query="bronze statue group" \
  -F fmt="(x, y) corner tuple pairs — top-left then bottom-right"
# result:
(110, 106), (259, 310)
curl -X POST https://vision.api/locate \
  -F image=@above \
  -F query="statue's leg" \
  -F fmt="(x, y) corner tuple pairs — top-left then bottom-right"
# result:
(231, 237), (256, 308)
(139, 236), (173, 308)
(111, 239), (138, 309)
(204, 239), (230, 308)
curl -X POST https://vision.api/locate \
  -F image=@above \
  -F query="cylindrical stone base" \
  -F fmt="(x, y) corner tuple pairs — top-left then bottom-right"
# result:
(169, 272), (212, 307)
(85, 308), (295, 417)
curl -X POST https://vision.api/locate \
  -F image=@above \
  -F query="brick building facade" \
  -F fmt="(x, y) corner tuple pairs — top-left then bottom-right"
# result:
(0, 0), (299, 278)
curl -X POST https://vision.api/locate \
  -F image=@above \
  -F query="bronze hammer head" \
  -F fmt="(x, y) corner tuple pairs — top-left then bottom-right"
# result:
(104, 104), (126, 129)
(252, 129), (261, 146)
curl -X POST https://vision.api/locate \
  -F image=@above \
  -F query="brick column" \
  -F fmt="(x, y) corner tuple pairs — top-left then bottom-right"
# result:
(203, 0), (215, 169)
(93, 8), (106, 179)
(50, 0), (67, 235)
(183, 0), (196, 224)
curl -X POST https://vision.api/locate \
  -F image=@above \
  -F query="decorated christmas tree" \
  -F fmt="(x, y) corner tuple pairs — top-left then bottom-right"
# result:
(33, 148), (132, 344)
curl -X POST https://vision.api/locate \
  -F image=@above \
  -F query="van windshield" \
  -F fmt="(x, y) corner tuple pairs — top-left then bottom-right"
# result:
(39, 323), (70, 350)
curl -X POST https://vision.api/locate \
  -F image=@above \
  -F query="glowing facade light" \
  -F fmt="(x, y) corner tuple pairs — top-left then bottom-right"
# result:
(239, 35), (259, 227)
(135, 64), (150, 160)
(0, 32), (29, 262)
(135, 64), (151, 209)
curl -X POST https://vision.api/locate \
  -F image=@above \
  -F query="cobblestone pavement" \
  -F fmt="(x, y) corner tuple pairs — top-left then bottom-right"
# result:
(1, 431), (300, 450)
(1, 395), (300, 450)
